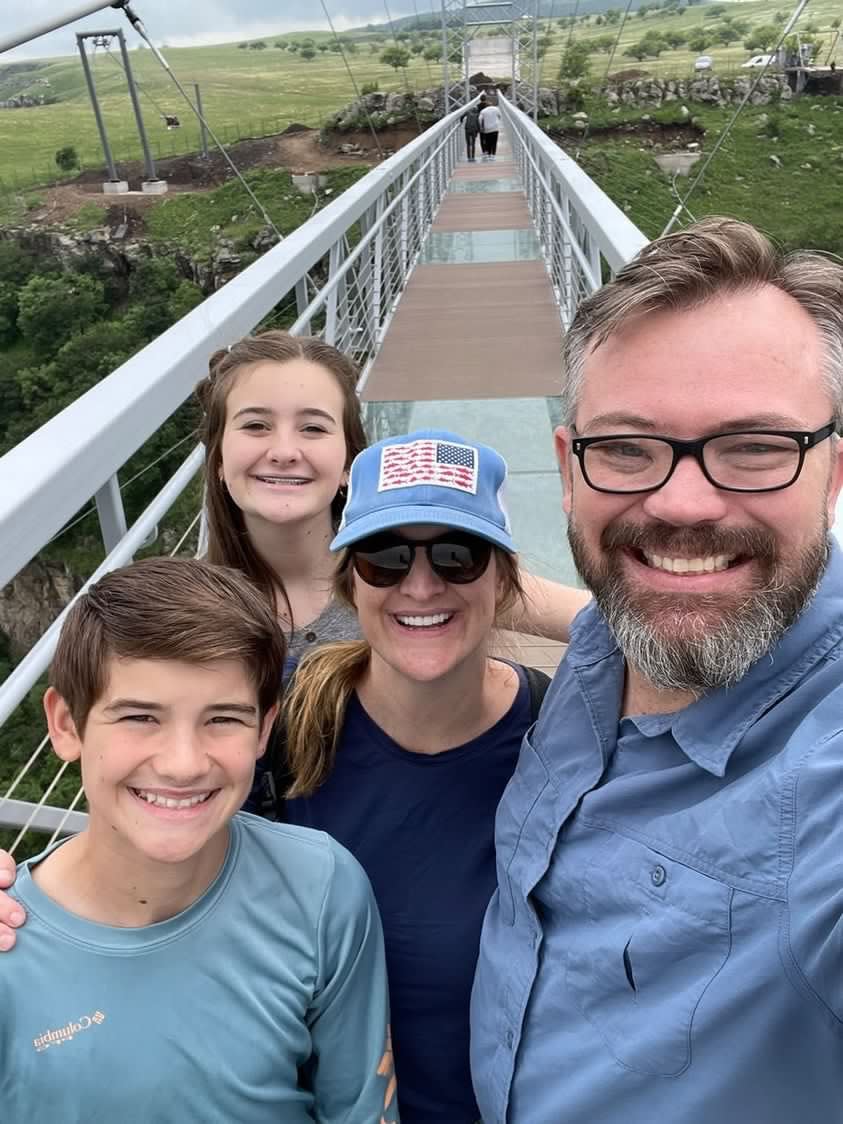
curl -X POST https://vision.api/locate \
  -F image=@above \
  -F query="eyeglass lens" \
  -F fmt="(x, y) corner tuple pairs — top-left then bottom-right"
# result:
(582, 433), (806, 492)
(352, 533), (492, 587)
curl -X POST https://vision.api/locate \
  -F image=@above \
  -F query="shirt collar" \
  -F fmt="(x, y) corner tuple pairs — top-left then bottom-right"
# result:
(567, 538), (843, 776)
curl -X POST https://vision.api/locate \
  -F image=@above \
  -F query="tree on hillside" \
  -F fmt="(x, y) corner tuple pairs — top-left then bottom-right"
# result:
(744, 25), (780, 53)
(714, 23), (741, 46)
(17, 274), (106, 356)
(381, 45), (411, 71)
(559, 40), (591, 81)
(625, 31), (666, 59)
(300, 46), (317, 61)
(663, 30), (687, 49)
(422, 43), (441, 61)
(604, 9), (621, 24)
(249, 40), (267, 50)
(687, 28), (713, 53)
(10, 318), (142, 450)
(593, 35), (616, 53)
(0, 242), (38, 287)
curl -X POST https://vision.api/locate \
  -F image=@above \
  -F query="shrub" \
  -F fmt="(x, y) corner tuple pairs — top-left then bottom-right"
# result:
(54, 145), (78, 173)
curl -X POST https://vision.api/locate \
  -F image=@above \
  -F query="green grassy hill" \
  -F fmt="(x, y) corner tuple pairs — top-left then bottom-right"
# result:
(538, 0), (842, 81)
(3, 1), (841, 189)
(0, 32), (440, 188)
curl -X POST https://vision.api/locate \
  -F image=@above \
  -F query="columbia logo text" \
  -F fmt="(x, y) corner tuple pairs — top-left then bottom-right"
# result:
(33, 1011), (106, 1053)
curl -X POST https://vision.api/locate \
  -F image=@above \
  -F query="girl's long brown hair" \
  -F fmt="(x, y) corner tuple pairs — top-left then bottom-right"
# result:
(195, 331), (368, 621)
(283, 548), (524, 798)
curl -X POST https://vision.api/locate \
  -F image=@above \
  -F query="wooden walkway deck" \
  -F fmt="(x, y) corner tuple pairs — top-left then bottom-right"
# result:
(362, 135), (564, 403)
(362, 132), (570, 676)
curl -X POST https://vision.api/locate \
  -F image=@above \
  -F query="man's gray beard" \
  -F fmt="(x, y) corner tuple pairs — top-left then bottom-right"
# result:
(568, 523), (829, 697)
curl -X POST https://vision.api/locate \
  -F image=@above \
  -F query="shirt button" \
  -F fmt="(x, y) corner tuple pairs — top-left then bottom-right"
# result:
(305, 631), (317, 643)
(651, 864), (667, 887)
(506, 1030), (514, 1049)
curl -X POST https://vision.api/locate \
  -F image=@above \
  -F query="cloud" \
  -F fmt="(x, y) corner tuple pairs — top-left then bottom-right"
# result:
(3, 1), (421, 61)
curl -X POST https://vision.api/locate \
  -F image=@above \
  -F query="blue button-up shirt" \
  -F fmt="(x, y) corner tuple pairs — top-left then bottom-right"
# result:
(471, 541), (843, 1123)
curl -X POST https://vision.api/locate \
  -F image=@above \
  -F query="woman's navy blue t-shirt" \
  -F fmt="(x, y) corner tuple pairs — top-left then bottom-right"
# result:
(284, 664), (531, 1124)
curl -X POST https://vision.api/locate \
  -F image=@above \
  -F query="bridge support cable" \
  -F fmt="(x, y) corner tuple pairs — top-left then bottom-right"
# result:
(662, 0), (812, 236)
(113, 4), (286, 245)
(319, 0), (385, 159)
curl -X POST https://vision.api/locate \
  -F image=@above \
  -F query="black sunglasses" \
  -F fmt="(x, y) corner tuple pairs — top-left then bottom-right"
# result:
(350, 531), (493, 587)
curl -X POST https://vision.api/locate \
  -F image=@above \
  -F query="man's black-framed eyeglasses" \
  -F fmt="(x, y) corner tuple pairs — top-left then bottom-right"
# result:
(570, 421), (836, 495)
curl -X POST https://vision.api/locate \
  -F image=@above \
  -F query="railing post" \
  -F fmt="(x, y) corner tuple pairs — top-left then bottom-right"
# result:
(371, 196), (386, 337)
(295, 277), (311, 335)
(324, 239), (344, 345)
(562, 192), (575, 326)
(417, 155), (427, 254)
(94, 473), (128, 554)
(399, 170), (410, 281)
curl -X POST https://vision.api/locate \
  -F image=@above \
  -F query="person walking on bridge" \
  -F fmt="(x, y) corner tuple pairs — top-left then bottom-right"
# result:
(479, 100), (501, 160)
(462, 103), (481, 162)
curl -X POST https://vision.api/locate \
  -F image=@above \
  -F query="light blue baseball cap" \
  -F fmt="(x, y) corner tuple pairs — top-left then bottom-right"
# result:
(331, 429), (515, 553)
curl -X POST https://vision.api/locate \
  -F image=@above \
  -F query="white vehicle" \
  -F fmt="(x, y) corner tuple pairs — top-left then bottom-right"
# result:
(741, 54), (775, 69)
(694, 55), (713, 70)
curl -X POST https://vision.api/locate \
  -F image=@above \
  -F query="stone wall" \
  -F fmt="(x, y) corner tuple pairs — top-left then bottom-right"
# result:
(598, 74), (791, 109)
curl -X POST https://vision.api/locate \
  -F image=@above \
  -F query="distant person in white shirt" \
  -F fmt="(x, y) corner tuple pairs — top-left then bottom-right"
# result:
(479, 102), (501, 159)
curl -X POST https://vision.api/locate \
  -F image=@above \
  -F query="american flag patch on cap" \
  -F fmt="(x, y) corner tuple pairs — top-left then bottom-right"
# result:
(378, 439), (478, 495)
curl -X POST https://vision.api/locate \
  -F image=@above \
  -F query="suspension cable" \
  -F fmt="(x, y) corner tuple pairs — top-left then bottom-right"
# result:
(101, 35), (173, 122)
(603, 0), (634, 83)
(662, 0), (813, 235)
(319, 0), (385, 158)
(117, 3), (285, 244)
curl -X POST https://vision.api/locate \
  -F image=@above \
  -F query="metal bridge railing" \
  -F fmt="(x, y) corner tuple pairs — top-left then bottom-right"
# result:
(0, 100), (477, 843)
(0, 95), (650, 845)
(499, 93), (649, 326)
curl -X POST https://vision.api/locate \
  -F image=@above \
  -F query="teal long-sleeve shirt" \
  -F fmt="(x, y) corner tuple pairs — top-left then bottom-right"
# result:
(1, 813), (397, 1123)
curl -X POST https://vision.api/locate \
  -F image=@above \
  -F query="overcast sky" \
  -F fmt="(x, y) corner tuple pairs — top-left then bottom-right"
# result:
(5, 1), (424, 61)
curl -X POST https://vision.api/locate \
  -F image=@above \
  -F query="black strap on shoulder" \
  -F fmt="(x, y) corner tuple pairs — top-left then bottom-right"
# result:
(523, 664), (552, 722)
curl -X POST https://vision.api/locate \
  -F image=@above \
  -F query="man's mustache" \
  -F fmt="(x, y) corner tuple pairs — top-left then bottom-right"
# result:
(600, 522), (778, 562)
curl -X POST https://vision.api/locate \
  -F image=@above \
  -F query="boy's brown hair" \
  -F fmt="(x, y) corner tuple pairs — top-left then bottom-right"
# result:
(50, 557), (285, 736)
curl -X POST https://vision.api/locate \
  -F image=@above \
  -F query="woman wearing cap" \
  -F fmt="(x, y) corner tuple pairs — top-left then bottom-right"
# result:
(276, 429), (545, 1124)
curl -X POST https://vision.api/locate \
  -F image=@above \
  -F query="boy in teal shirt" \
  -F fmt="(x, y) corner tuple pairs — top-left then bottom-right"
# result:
(0, 557), (397, 1122)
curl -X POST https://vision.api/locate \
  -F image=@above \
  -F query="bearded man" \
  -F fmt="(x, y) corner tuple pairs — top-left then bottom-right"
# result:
(471, 217), (843, 1123)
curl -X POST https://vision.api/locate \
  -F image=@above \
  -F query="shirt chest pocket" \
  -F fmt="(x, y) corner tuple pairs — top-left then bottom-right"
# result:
(564, 831), (733, 1076)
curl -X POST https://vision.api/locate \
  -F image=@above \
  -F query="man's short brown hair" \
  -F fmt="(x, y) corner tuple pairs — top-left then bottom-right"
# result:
(561, 217), (843, 427)
(50, 557), (285, 736)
